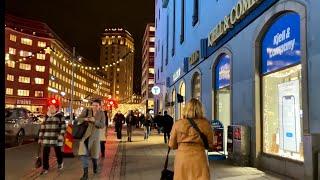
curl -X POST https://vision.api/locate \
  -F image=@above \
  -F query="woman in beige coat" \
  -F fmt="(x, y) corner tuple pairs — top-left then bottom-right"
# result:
(169, 98), (213, 180)
(76, 99), (106, 180)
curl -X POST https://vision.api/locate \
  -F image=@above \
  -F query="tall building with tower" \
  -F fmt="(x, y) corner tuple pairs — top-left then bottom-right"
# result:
(141, 24), (155, 113)
(100, 28), (134, 103)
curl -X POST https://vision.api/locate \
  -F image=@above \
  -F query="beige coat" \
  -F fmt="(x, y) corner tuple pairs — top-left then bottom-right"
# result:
(99, 127), (107, 141)
(75, 108), (105, 159)
(169, 118), (213, 180)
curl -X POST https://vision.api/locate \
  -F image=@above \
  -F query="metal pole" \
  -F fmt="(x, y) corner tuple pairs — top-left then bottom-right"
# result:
(69, 47), (75, 120)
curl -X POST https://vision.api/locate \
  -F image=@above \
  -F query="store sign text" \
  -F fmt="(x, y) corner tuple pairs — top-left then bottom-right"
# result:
(208, 0), (263, 46)
(189, 51), (200, 65)
(173, 68), (181, 82)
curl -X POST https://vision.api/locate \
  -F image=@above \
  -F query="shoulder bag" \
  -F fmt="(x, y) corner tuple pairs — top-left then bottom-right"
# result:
(187, 118), (210, 150)
(72, 109), (90, 139)
(160, 147), (174, 180)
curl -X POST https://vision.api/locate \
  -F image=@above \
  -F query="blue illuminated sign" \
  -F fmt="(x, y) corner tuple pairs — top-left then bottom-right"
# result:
(261, 13), (301, 74)
(215, 54), (231, 89)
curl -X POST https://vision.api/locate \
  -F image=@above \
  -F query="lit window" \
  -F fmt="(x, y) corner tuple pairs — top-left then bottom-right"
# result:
(148, 79), (154, 85)
(35, 91), (44, 97)
(35, 65), (45, 72)
(19, 63), (31, 70)
(149, 37), (155, 42)
(149, 47), (155, 52)
(20, 50), (32, 57)
(9, 47), (16, 55)
(116, 91), (119, 94)
(36, 53), (46, 60)
(7, 60), (15, 68)
(19, 76), (30, 83)
(7, 74), (14, 81)
(149, 68), (155, 74)
(9, 34), (17, 42)
(21, 38), (33, 46)
(38, 41), (46, 48)
(117, 68), (120, 72)
(17, 89), (29, 96)
(35, 78), (44, 84)
(6, 88), (13, 95)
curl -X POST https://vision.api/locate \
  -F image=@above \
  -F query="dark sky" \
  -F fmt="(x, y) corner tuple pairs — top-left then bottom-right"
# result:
(5, 0), (155, 94)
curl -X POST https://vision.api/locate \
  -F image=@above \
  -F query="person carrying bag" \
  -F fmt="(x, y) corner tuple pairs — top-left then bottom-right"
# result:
(168, 98), (213, 180)
(160, 147), (174, 180)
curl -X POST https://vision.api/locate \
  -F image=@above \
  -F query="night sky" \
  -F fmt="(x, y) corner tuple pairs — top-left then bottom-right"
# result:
(5, 0), (155, 94)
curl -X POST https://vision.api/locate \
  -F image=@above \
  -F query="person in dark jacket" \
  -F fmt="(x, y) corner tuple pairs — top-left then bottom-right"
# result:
(126, 110), (135, 142)
(113, 111), (125, 140)
(153, 112), (163, 134)
(143, 112), (152, 140)
(162, 111), (174, 143)
(38, 98), (66, 175)
(100, 110), (109, 158)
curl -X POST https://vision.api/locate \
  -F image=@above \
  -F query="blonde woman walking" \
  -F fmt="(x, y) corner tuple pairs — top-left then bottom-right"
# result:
(169, 98), (213, 180)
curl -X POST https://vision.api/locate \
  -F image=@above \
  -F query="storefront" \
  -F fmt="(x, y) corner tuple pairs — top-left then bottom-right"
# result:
(5, 97), (46, 113)
(178, 80), (185, 119)
(191, 72), (201, 100)
(213, 53), (231, 154)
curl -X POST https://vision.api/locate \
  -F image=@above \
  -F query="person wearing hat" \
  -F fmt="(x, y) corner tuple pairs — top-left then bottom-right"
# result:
(38, 98), (66, 175)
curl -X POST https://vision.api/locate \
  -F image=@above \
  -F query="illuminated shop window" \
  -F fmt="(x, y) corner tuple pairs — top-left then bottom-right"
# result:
(149, 37), (155, 42)
(17, 89), (29, 96)
(35, 78), (44, 84)
(7, 74), (14, 81)
(21, 38), (32, 46)
(35, 65), (45, 72)
(35, 91), (44, 97)
(9, 47), (16, 55)
(38, 41), (46, 48)
(19, 76), (30, 83)
(261, 13), (303, 161)
(10, 34), (17, 42)
(6, 88), (14, 95)
(149, 47), (155, 52)
(191, 72), (201, 99)
(19, 63), (31, 70)
(178, 81), (185, 119)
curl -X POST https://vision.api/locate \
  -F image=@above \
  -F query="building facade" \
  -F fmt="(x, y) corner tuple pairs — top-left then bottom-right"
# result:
(5, 14), (110, 114)
(141, 23), (156, 113)
(100, 28), (135, 103)
(155, 0), (320, 179)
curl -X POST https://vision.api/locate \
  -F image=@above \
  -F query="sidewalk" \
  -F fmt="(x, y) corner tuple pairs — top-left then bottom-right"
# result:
(119, 127), (293, 180)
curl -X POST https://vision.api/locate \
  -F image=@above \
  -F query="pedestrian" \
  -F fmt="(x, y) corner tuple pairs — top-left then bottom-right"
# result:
(76, 99), (106, 180)
(38, 98), (66, 175)
(162, 111), (174, 144)
(168, 98), (213, 180)
(143, 112), (152, 140)
(126, 110), (135, 142)
(100, 110), (109, 158)
(139, 113), (145, 128)
(153, 112), (163, 134)
(114, 111), (125, 140)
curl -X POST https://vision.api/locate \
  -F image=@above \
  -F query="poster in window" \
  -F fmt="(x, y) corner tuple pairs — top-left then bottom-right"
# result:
(278, 80), (300, 153)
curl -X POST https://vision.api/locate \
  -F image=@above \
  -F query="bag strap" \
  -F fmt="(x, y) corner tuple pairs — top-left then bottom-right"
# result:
(187, 118), (209, 149)
(164, 147), (171, 169)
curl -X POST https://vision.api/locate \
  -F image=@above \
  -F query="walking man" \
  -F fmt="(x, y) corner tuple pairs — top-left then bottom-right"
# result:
(114, 111), (125, 140)
(162, 111), (173, 144)
(126, 110), (135, 142)
(143, 112), (152, 140)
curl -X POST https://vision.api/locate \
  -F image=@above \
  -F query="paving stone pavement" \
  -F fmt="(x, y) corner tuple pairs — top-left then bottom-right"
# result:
(22, 126), (293, 180)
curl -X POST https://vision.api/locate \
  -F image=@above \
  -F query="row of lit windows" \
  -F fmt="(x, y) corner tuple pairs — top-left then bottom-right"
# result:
(9, 34), (47, 48)
(6, 88), (44, 97)
(6, 61), (46, 72)
(6, 74), (44, 84)
(7, 47), (47, 60)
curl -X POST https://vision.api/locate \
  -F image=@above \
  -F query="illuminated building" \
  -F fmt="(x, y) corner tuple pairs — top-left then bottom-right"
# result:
(5, 14), (110, 114)
(141, 23), (155, 113)
(100, 28), (134, 103)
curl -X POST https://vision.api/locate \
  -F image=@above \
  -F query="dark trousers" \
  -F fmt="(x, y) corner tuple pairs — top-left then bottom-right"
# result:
(115, 125), (122, 139)
(43, 146), (63, 170)
(164, 132), (170, 143)
(100, 141), (106, 156)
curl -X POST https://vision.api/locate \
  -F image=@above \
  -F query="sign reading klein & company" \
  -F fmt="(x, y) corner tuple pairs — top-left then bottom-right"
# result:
(208, 0), (263, 46)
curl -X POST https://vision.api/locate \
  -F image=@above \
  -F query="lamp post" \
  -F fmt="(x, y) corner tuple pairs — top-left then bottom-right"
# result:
(69, 47), (76, 120)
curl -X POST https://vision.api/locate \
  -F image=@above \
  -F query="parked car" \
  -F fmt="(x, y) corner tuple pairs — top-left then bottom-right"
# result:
(5, 108), (42, 146)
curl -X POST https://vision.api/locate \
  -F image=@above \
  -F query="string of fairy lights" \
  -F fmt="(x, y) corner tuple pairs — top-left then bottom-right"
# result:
(5, 46), (134, 71)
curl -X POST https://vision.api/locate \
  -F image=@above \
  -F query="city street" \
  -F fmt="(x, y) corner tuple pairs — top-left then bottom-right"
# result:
(5, 127), (292, 180)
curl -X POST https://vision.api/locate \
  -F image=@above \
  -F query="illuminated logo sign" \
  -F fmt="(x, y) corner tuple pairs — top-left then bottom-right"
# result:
(189, 50), (200, 65)
(151, 86), (161, 95)
(173, 68), (181, 82)
(208, 0), (263, 46)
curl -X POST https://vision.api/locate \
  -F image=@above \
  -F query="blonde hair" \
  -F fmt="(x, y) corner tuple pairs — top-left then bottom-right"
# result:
(182, 98), (205, 119)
